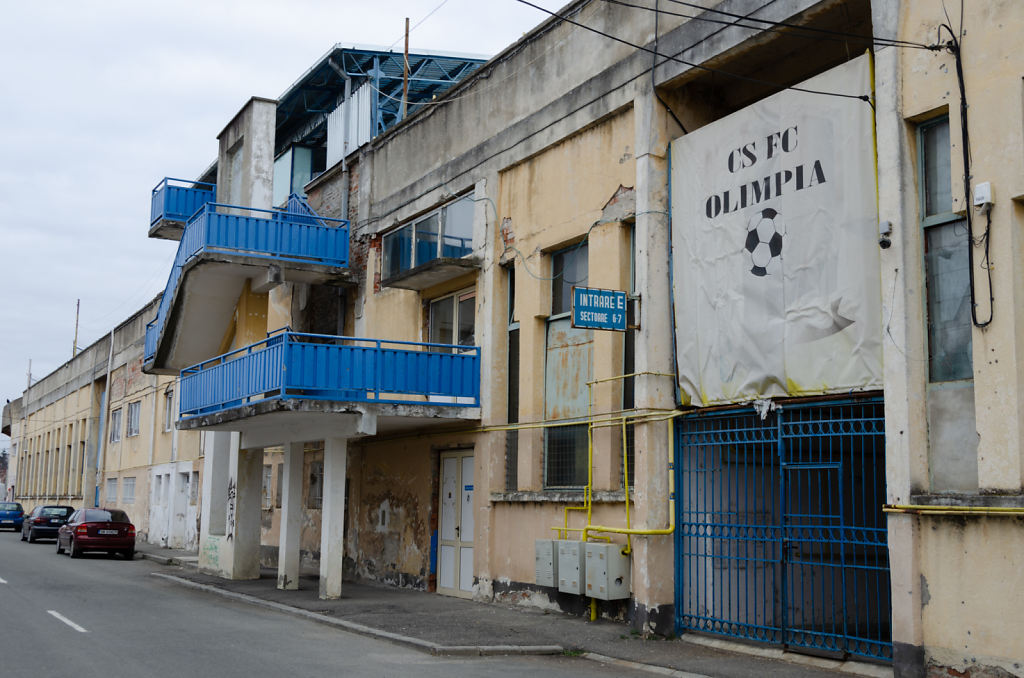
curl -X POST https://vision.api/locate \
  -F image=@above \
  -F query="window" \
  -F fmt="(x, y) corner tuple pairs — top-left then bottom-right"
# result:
(382, 195), (475, 279)
(122, 477), (136, 504)
(920, 117), (972, 382)
(551, 243), (588, 316)
(429, 288), (476, 350)
(506, 265), (520, 491)
(109, 409), (122, 443)
(262, 464), (273, 510)
(126, 401), (141, 437)
(307, 460), (323, 509)
(106, 477), (118, 504)
(545, 244), (590, 488)
(164, 389), (174, 432)
(275, 463), (283, 508)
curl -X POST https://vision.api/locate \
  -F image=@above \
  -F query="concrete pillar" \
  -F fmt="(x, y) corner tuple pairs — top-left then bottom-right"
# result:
(319, 437), (348, 599)
(871, 4), (926, 670)
(198, 431), (260, 581)
(229, 444), (262, 580)
(277, 441), (304, 590)
(630, 81), (680, 635)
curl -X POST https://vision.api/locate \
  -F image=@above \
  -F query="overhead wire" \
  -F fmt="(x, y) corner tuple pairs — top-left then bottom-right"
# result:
(605, 0), (937, 51)
(662, 0), (936, 50)
(513, 0), (872, 102)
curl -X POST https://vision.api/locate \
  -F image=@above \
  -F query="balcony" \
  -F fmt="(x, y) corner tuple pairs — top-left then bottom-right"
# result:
(177, 332), (481, 444)
(150, 177), (216, 240)
(144, 196), (353, 374)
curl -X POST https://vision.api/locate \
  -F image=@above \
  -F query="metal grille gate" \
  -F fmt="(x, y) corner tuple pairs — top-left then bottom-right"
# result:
(674, 398), (891, 662)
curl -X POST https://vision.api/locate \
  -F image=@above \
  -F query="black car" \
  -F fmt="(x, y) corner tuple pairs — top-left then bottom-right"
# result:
(21, 505), (75, 542)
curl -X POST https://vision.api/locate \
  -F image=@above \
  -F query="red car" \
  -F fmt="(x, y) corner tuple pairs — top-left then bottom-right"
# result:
(56, 508), (136, 559)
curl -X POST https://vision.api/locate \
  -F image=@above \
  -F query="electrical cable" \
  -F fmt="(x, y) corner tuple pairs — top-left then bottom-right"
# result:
(663, 0), (935, 50)
(387, 0), (452, 51)
(606, 0), (934, 52)
(938, 20), (992, 328)
(513, 0), (872, 103)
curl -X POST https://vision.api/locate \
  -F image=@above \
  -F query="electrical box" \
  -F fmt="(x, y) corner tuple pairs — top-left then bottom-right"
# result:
(535, 539), (558, 587)
(585, 542), (631, 600)
(557, 540), (586, 594)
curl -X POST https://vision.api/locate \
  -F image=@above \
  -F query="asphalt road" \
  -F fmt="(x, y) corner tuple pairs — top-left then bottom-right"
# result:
(0, 530), (651, 678)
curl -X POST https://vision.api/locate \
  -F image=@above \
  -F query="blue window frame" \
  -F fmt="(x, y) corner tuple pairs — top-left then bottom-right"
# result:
(382, 195), (474, 279)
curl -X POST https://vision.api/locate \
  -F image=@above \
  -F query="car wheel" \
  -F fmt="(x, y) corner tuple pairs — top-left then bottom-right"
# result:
(56, 538), (65, 555)
(69, 538), (81, 559)
(123, 548), (135, 560)
(28, 529), (37, 543)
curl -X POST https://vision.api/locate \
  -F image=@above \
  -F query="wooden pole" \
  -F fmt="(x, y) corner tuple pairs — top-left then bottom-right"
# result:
(402, 17), (410, 120)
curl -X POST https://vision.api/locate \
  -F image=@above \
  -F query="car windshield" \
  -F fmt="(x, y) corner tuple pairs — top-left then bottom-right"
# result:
(84, 509), (131, 523)
(0, 502), (20, 511)
(41, 507), (73, 517)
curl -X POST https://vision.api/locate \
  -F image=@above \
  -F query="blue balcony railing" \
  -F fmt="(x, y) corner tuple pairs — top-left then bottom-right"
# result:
(179, 332), (481, 417)
(144, 197), (349, 363)
(151, 177), (216, 227)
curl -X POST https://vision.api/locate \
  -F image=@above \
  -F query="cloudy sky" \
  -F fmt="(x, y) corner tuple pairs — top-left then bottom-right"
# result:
(0, 0), (566, 442)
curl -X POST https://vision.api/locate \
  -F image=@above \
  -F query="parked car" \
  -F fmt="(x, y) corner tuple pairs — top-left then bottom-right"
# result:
(56, 508), (136, 559)
(21, 505), (74, 542)
(0, 501), (24, 531)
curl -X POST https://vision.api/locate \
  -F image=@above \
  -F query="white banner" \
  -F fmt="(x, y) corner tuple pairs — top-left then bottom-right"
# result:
(671, 55), (881, 406)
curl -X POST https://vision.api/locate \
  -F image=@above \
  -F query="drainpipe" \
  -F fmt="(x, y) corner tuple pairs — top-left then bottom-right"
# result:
(96, 329), (115, 507)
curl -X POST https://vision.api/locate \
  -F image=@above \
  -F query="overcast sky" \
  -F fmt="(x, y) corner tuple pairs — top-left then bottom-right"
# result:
(0, 0), (567, 441)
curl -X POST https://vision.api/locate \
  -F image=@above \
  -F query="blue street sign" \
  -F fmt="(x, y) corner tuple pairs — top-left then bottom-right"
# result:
(572, 286), (628, 331)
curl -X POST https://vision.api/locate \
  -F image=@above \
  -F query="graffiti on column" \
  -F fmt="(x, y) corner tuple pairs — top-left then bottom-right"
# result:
(226, 477), (236, 541)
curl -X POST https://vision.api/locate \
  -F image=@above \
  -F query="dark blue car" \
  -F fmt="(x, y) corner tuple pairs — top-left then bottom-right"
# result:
(0, 501), (25, 531)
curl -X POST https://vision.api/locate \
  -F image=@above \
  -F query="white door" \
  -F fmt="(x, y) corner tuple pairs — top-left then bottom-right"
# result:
(438, 450), (474, 597)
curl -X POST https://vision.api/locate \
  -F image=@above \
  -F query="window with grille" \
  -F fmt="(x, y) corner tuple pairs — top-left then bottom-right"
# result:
(544, 243), (590, 489)
(106, 477), (118, 504)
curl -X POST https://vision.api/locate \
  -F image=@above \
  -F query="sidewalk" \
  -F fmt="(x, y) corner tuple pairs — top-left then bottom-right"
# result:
(136, 545), (891, 678)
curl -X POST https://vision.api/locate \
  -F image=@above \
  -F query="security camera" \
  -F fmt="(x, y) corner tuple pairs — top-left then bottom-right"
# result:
(878, 220), (892, 249)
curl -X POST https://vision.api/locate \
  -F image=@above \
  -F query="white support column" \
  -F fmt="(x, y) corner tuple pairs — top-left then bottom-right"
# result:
(277, 441), (304, 590)
(229, 444), (262, 580)
(199, 431), (232, 576)
(319, 437), (348, 599)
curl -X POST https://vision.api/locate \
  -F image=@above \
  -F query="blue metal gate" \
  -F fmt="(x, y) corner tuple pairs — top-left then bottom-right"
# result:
(675, 398), (891, 662)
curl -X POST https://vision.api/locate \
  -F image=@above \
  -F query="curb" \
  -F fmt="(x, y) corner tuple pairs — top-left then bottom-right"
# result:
(583, 653), (713, 678)
(150, 572), (563, 658)
(140, 552), (179, 566)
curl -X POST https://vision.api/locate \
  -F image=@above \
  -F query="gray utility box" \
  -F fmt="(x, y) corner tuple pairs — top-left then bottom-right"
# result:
(584, 542), (631, 600)
(535, 539), (558, 587)
(557, 540), (586, 594)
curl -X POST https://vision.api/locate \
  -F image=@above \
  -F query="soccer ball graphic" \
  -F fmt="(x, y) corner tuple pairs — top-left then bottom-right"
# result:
(744, 208), (785, 277)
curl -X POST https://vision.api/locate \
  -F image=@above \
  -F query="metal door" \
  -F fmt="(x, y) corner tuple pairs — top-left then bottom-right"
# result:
(675, 398), (891, 662)
(438, 450), (474, 597)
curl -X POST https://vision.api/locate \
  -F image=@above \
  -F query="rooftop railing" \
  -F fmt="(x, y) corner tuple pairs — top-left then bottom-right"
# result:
(144, 198), (349, 362)
(150, 177), (216, 227)
(179, 332), (481, 418)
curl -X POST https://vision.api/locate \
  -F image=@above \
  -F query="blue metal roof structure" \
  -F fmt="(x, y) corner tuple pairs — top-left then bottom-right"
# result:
(274, 45), (487, 156)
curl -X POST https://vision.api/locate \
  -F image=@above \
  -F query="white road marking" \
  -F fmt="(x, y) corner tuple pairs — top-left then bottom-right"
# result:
(47, 610), (88, 633)
(0, 576), (7, 584)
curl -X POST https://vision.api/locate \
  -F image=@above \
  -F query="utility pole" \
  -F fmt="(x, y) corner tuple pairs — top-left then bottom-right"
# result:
(402, 17), (410, 121)
(73, 299), (80, 358)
